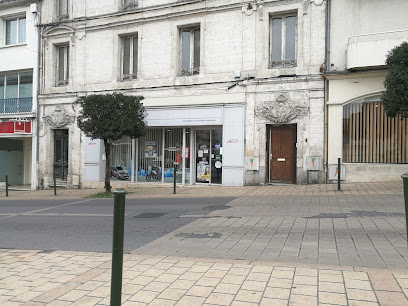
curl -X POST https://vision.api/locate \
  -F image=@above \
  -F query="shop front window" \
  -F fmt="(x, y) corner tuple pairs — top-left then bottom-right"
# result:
(138, 129), (163, 182)
(343, 98), (408, 163)
(110, 136), (132, 181)
(195, 128), (222, 184)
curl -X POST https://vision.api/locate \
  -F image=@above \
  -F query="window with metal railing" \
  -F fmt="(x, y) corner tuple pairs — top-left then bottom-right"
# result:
(0, 71), (33, 114)
(269, 13), (297, 68)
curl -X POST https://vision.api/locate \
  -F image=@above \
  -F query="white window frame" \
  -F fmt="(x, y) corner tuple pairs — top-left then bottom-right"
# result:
(269, 13), (297, 69)
(56, 45), (69, 86)
(121, 35), (138, 80)
(58, 0), (69, 19)
(5, 16), (26, 45)
(180, 26), (200, 76)
(123, 0), (138, 10)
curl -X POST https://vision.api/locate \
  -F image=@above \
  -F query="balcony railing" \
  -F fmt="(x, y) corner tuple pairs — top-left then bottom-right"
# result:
(0, 97), (33, 114)
(347, 29), (408, 70)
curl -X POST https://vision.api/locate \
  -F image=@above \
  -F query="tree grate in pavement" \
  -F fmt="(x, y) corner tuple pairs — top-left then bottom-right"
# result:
(132, 213), (167, 218)
(306, 210), (405, 219)
(175, 232), (221, 238)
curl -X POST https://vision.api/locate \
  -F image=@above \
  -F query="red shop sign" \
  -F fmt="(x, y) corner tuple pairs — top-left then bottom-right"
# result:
(0, 121), (32, 134)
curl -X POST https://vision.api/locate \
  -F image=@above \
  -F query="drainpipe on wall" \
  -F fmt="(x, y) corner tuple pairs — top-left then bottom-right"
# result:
(323, 0), (331, 184)
(35, 1), (42, 190)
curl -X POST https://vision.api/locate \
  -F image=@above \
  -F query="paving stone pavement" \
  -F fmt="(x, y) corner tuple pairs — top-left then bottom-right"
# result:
(1, 249), (408, 305)
(1, 182), (408, 305)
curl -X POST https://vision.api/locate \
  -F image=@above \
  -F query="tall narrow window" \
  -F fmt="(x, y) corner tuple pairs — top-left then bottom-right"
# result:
(6, 17), (26, 45)
(270, 14), (297, 68)
(180, 27), (200, 76)
(58, 0), (68, 18)
(121, 35), (138, 80)
(57, 45), (69, 85)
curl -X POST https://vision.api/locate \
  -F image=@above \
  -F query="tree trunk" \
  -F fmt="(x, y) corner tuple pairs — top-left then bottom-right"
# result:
(104, 139), (112, 192)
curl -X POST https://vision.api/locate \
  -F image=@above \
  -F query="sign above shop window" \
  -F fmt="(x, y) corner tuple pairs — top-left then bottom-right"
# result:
(0, 121), (32, 134)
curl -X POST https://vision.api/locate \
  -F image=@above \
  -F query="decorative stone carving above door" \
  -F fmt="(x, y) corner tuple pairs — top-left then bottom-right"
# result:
(43, 105), (75, 128)
(255, 94), (309, 123)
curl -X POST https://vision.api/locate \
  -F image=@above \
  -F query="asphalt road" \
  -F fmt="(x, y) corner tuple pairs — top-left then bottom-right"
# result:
(0, 197), (235, 253)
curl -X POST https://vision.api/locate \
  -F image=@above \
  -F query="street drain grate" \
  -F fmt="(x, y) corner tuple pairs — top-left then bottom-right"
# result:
(133, 213), (166, 218)
(202, 205), (231, 211)
(306, 210), (405, 219)
(176, 232), (221, 239)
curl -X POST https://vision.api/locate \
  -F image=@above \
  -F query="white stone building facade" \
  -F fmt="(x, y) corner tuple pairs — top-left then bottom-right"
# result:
(37, 0), (326, 188)
(326, 0), (408, 182)
(0, 0), (41, 190)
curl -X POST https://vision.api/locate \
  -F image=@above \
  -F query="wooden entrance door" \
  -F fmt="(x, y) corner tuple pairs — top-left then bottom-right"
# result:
(269, 126), (296, 183)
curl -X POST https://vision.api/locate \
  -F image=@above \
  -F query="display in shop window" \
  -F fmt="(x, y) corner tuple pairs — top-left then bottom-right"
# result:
(145, 140), (157, 158)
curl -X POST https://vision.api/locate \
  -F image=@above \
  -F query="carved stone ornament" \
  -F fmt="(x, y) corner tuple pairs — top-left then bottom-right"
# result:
(43, 105), (75, 128)
(255, 94), (309, 123)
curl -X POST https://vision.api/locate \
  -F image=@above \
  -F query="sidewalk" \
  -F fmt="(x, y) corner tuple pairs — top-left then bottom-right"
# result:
(1, 249), (408, 305)
(0, 181), (404, 200)
(1, 182), (408, 305)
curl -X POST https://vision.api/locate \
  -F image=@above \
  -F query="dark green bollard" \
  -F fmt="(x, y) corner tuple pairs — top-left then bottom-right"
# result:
(110, 189), (127, 306)
(402, 173), (408, 243)
(337, 158), (341, 191)
(5, 175), (8, 197)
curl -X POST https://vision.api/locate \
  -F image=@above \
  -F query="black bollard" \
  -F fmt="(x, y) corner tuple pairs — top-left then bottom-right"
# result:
(5, 175), (8, 197)
(174, 167), (176, 194)
(402, 173), (408, 243)
(53, 171), (57, 196)
(337, 158), (341, 191)
(110, 189), (127, 306)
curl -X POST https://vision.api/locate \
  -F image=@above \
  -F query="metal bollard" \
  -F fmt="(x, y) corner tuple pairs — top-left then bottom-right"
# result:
(110, 189), (127, 306)
(402, 173), (408, 243)
(173, 167), (176, 194)
(337, 158), (341, 191)
(53, 172), (57, 196)
(5, 175), (8, 197)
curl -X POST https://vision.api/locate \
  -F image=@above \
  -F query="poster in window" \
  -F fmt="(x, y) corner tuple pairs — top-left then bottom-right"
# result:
(196, 162), (209, 182)
(145, 141), (157, 158)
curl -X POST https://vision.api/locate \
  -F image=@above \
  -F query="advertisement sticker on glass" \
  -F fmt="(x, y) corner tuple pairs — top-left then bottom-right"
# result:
(145, 141), (157, 158)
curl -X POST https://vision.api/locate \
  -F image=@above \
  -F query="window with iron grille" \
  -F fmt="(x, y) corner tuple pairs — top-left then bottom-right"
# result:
(57, 45), (69, 86)
(5, 17), (26, 45)
(270, 14), (297, 68)
(180, 27), (200, 76)
(121, 35), (138, 80)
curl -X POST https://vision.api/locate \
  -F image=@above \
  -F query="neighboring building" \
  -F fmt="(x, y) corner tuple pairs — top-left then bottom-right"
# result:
(0, 0), (40, 190)
(38, 0), (326, 188)
(325, 0), (408, 182)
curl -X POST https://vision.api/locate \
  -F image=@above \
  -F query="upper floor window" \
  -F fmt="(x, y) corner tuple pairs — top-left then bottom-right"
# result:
(0, 71), (33, 114)
(180, 27), (200, 76)
(121, 35), (138, 80)
(0, 71), (32, 99)
(5, 17), (26, 45)
(123, 0), (138, 9)
(270, 14), (297, 68)
(58, 0), (69, 19)
(57, 45), (69, 86)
